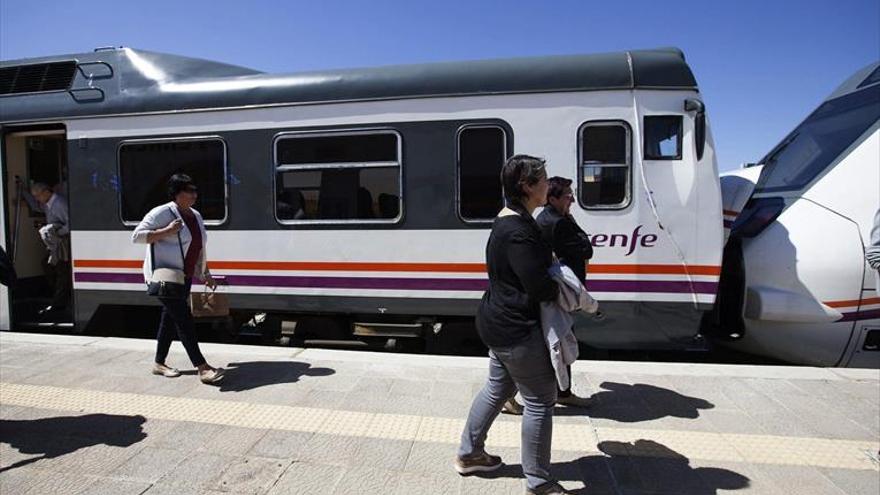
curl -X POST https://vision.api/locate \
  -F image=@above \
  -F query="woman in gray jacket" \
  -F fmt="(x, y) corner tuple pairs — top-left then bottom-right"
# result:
(132, 174), (224, 384)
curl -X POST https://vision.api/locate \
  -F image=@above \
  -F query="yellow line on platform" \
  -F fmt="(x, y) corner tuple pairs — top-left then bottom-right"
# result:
(1, 382), (877, 471)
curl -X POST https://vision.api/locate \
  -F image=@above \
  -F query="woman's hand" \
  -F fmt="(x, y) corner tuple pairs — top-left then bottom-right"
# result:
(164, 219), (184, 235)
(147, 219), (183, 243)
(204, 274), (217, 291)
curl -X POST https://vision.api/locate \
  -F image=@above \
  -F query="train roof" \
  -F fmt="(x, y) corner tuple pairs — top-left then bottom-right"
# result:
(0, 47), (698, 123)
(826, 61), (880, 100)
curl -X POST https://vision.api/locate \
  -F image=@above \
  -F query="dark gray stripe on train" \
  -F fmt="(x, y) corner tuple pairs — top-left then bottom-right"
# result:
(74, 289), (481, 328)
(0, 47), (697, 122)
(70, 119), (513, 231)
(73, 290), (706, 350)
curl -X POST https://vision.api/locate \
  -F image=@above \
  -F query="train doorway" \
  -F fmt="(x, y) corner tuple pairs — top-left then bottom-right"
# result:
(2, 125), (73, 331)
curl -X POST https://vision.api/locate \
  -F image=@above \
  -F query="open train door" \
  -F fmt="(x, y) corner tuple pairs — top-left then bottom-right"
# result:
(2, 125), (73, 331)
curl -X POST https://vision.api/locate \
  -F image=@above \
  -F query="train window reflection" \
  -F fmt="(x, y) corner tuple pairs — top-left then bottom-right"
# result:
(275, 131), (402, 223)
(578, 122), (631, 209)
(118, 138), (226, 224)
(457, 126), (507, 221)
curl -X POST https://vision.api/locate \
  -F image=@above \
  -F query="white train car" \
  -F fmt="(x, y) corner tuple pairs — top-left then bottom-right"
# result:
(0, 47), (723, 351)
(707, 62), (880, 367)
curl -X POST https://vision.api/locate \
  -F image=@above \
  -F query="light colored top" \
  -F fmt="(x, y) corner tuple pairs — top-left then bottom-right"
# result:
(131, 202), (209, 283)
(868, 208), (880, 293)
(25, 192), (70, 237)
(868, 208), (880, 270)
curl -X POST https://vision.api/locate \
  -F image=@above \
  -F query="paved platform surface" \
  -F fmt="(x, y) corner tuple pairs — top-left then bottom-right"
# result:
(0, 332), (878, 495)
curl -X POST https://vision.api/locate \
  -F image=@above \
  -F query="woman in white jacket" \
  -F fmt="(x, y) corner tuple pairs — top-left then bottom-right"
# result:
(132, 174), (224, 384)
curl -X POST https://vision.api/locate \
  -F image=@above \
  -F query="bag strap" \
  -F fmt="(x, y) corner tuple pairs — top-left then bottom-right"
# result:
(168, 206), (186, 265)
(150, 207), (187, 275)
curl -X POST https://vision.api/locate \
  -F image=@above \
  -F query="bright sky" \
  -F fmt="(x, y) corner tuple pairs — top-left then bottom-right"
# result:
(1, 0), (878, 171)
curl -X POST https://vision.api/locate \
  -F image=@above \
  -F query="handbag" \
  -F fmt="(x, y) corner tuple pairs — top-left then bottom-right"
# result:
(146, 209), (188, 299)
(191, 285), (230, 318)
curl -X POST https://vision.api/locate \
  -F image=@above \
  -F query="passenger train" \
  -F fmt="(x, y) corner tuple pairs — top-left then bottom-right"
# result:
(709, 61), (880, 368)
(0, 46), (724, 352)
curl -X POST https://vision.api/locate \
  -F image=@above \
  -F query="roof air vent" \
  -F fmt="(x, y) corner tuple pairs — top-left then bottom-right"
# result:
(0, 61), (78, 96)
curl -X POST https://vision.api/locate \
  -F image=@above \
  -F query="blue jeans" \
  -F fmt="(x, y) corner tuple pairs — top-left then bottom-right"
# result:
(458, 330), (557, 489)
(155, 279), (206, 367)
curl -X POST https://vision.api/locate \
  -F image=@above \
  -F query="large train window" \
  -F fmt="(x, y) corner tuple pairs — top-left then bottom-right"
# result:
(274, 130), (402, 223)
(457, 126), (508, 221)
(118, 137), (227, 225)
(578, 121), (632, 209)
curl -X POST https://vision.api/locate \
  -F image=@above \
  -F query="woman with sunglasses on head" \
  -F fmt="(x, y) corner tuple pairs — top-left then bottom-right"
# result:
(454, 155), (567, 495)
(132, 173), (225, 384)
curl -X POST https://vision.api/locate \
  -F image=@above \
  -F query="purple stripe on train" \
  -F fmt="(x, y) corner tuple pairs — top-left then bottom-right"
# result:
(839, 308), (880, 322)
(74, 272), (719, 294)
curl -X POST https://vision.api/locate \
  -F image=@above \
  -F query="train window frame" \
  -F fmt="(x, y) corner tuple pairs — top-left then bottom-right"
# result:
(272, 128), (404, 225)
(455, 124), (510, 224)
(116, 135), (229, 227)
(643, 115), (683, 161)
(576, 120), (633, 211)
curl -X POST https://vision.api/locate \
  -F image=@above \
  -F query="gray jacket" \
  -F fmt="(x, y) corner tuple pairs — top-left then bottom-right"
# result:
(540, 262), (599, 391)
(131, 202), (208, 283)
(867, 208), (880, 292)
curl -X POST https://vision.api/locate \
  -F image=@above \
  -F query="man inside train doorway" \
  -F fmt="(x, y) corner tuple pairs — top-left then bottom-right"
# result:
(20, 179), (71, 318)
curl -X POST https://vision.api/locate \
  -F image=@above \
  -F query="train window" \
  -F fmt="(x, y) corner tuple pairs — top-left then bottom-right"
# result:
(756, 84), (880, 193)
(644, 115), (683, 160)
(578, 121), (631, 209)
(457, 126), (507, 221)
(274, 131), (402, 223)
(118, 138), (227, 224)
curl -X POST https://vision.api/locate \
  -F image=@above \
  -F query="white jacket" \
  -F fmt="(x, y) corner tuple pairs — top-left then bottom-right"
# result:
(541, 263), (598, 391)
(131, 202), (209, 283)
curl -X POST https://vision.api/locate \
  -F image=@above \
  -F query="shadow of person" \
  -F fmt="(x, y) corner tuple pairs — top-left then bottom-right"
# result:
(590, 440), (750, 494)
(555, 382), (713, 421)
(474, 439), (749, 494)
(217, 361), (335, 392)
(0, 413), (147, 473)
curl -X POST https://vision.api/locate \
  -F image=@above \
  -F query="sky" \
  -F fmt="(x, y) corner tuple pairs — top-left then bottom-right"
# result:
(1, 0), (878, 171)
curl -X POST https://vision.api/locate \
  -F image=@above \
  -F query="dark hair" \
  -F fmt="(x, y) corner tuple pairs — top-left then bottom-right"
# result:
(501, 154), (546, 218)
(546, 176), (573, 204)
(30, 182), (52, 194)
(167, 173), (195, 200)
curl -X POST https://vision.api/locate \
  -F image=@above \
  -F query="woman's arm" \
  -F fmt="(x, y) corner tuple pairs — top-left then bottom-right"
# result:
(131, 208), (181, 244)
(508, 229), (559, 303)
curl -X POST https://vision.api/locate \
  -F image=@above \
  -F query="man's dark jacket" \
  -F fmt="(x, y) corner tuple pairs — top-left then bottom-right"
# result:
(0, 246), (16, 287)
(536, 206), (593, 283)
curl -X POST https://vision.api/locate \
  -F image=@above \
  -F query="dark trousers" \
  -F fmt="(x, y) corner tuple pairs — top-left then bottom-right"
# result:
(155, 279), (206, 367)
(557, 364), (572, 397)
(47, 260), (71, 309)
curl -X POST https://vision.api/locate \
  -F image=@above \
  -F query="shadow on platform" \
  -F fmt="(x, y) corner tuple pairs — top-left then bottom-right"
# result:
(555, 382), (714, 422)
(217, 360), (335, 392)
(0, 413), (147, 473)
(478, 439), (749, 494)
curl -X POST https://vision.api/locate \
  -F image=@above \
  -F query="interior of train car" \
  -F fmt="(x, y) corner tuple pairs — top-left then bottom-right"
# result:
(2, 125), (73, 330)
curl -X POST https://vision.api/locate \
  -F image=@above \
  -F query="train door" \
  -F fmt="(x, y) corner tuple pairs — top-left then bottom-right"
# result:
(2, 125), (73, 330)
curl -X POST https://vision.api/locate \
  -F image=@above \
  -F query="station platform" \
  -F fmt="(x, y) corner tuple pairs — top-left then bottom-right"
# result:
(0, 332), (878, 495)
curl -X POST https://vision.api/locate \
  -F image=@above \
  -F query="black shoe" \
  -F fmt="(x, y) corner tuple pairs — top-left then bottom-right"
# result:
(526, 481), (568, 494)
